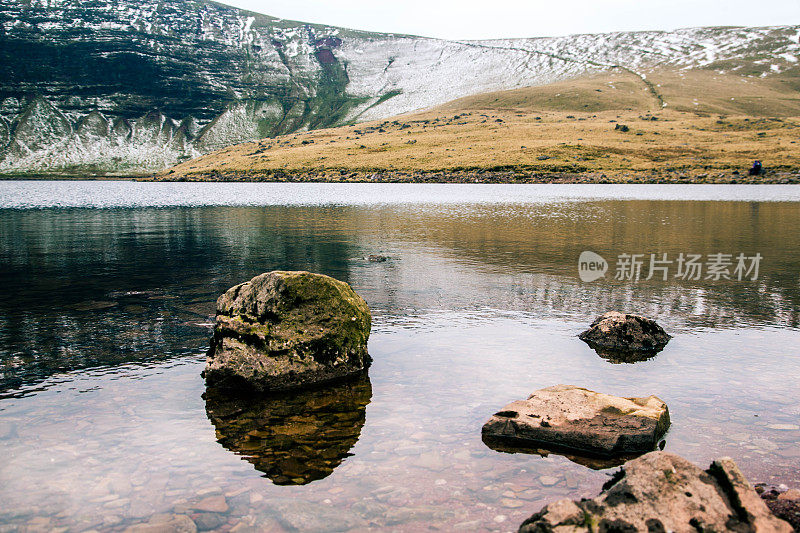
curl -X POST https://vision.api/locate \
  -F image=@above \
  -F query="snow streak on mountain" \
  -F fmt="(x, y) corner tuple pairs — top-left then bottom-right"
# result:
(0, 0), (798, 174)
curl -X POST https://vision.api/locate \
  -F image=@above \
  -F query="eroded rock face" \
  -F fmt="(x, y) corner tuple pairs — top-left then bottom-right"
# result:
(518, 452), (793, 532)
(579, 311), (671, 359)
(1, 0), (797, 175)
(8, 96), (72, 158)
(482, 385), (670, 458)
(204, 271), (371, 392)
(0, 117), (9, 149)
(205, 372), (371, 485)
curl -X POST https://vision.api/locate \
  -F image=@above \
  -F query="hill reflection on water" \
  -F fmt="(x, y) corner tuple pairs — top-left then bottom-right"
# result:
(0, 199), (798, 394)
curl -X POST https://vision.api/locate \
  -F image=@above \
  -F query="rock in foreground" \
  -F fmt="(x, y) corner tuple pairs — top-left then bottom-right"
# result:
(204, 271), (371, 392)
(519, 452), (792, 532)
(482, 385), (670, 457)
(579, 311), (671, 358)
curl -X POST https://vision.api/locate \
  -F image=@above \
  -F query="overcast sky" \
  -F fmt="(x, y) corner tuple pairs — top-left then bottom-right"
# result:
(222, 0), (800, 40)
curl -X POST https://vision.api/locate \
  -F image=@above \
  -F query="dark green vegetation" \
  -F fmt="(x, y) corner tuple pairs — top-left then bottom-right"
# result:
(0, 0), (395, 174)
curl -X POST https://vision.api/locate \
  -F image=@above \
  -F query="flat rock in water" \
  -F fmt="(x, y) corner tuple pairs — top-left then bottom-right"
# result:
(482, 385), (670, 457)
(579, 311), (671, 359)
(204, 271), (371, 392)
(519, 452), (793, 532)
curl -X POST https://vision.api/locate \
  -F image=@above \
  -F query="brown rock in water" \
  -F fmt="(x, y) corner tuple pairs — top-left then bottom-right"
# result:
(190, 495), (228, 513)
(518, 452), (793, 532)
(579, 311), (671, 359)
(482, 385), (670, 458)
(204, 271), (371, 392)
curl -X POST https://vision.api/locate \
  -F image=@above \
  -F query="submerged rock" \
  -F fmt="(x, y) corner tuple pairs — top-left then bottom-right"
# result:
(518, 452), (793, 532)
(204, 271), (371, 392)
(123, 514), (197, 533)
(579, 311), (671, 359)
(204, 373), (371, 485)
(482, 385), (670, 458)
(268, 500), (367, 532)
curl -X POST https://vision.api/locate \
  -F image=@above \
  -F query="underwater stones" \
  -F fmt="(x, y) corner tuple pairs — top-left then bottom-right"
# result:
(579, 311), (671, 359)
(269, 500), (367, 532)
(204, 271), (372, 393)
(518, 452), (793, 533)
(204, 372), (371, 485)
(482, 385), (670, 458)
(123, 514), (197, 533)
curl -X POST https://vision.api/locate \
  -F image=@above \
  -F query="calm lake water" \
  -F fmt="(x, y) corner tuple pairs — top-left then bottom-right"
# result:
(0, 181), (799, 532)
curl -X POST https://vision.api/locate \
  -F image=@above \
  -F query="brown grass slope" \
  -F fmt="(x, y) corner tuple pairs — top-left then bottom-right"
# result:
(157, 69), (800, 183)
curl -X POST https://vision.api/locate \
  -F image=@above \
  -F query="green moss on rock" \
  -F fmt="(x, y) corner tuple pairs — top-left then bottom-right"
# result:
(204, 271), (371, 392)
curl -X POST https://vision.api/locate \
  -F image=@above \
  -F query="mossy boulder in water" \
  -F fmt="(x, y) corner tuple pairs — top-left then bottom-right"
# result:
(204, 271), (371, 392)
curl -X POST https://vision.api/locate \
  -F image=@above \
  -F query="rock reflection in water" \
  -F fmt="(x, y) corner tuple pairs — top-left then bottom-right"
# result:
(482, 435), (656, 471)
(204, 373), (371, 485)
(584, 342), (665, 364)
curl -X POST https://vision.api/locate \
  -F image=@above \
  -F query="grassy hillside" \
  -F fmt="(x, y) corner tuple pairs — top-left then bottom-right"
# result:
(157, 69), (800, 183)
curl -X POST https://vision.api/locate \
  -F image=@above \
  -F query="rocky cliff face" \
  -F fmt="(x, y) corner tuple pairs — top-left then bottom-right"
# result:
(0, 0), (798, 175)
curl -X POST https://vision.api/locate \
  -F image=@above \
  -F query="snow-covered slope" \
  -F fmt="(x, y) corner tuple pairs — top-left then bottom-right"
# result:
(0, 0), (797, 175)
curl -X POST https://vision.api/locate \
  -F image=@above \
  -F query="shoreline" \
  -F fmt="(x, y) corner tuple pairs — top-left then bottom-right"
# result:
(2, 169), (799, 184)
(149, 168), (800, 184)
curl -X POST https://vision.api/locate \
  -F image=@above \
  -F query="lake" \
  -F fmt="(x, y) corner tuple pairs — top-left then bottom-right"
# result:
(1, 181), (799, 532)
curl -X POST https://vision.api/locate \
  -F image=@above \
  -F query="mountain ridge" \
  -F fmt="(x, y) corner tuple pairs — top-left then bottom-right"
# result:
(0, 0), (798, 175)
